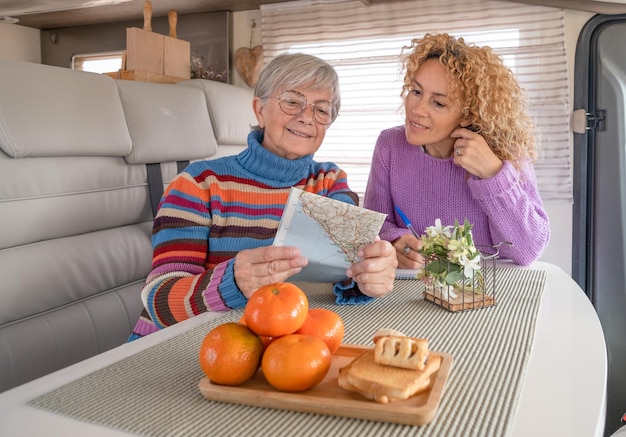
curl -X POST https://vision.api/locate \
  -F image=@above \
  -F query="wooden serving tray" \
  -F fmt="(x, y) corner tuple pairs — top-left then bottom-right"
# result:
(198, 344), (453, 426)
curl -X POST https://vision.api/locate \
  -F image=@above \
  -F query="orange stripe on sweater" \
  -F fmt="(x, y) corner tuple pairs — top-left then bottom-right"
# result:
(153, 250), (206, 263)
(168, 277), (197, 322)
(164, 175), (211, 203)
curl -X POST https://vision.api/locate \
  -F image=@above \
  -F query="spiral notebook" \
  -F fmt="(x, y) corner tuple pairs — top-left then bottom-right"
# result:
(395, 268), (422, 280)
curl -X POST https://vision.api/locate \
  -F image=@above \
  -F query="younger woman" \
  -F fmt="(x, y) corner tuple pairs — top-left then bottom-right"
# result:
(364, 33), (550, 268)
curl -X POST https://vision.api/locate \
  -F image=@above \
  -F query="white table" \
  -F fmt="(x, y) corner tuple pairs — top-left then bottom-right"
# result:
(0, 261), (607, 436)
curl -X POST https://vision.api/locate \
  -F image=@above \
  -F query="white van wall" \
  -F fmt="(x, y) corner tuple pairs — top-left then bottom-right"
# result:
(539, 10), (594, 276)
(0, 8), (597, 277)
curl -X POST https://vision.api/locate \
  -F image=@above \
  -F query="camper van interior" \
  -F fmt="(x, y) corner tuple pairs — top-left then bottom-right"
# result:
(0, 0), (625, 436)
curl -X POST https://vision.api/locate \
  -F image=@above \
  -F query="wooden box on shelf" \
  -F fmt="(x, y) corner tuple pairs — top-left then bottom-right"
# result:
(125, 27), (164, 76)
(115, 27), (190, 84)
(163, 34), (190, 79)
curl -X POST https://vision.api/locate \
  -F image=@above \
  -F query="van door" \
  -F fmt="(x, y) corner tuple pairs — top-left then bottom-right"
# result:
(572, 13), (626, 437)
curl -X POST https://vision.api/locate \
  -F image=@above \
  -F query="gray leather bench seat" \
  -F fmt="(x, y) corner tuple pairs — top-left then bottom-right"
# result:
(0, 59), (255, 392)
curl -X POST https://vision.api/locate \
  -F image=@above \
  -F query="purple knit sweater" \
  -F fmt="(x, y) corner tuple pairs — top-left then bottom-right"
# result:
(363, 126), (550, 266)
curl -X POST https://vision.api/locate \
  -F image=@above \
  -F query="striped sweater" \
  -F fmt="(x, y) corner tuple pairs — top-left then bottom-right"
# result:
(129, 129), (368, 340)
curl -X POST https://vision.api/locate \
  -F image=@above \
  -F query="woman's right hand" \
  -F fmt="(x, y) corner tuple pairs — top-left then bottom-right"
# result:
(393, 234), (424, 269)
(233, 246), (309, 298)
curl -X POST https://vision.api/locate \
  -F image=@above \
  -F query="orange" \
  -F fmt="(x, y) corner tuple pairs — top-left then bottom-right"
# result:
(261, 334), (331, 392)
(198, 322), (264, 386)
(238, 315), (276, 348)
(244, 282), (309, 338)
(295, 308), (345, 354)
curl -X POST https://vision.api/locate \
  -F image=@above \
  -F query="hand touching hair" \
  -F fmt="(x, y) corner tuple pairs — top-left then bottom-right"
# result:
(401, 33), (537, 169)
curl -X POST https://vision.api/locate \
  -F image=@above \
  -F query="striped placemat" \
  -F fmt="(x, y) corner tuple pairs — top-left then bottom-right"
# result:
(29, 267), (546, 436)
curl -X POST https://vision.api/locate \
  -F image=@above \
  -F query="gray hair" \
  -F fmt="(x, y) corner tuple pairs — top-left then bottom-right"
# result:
(254, 53), (341, 114)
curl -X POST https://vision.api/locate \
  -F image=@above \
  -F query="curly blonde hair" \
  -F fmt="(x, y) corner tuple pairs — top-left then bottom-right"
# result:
(401, 33), (537, 167)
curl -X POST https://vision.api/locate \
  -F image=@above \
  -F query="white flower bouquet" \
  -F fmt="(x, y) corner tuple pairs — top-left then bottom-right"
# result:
(418, 218), (483, 301)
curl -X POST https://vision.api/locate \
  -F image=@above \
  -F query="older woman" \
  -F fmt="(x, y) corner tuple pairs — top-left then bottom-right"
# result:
(364, 33), (550, 268)
(130, 53), (397, 340)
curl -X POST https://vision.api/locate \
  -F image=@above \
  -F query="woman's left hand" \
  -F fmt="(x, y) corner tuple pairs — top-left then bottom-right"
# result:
(346, 237), (398, 298)
(451, 127), (503, 179)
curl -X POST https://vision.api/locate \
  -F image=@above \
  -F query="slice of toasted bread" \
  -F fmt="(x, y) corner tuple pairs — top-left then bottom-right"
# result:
(338, 371), (431, 404)
(374, 335), (429, 371)
(337, 349), (441, 404)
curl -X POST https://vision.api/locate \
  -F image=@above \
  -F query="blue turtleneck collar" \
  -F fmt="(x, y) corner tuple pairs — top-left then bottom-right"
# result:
(237, 130), (315, 185)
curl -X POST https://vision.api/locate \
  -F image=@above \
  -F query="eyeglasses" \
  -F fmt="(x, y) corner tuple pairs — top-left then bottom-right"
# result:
(273, 90), (338, 125)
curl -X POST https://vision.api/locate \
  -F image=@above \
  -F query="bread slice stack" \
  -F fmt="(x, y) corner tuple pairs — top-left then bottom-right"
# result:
(338, 329), (441, 403)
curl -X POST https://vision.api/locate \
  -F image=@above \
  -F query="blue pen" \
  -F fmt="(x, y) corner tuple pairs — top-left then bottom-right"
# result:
(394, 206), (421, 241)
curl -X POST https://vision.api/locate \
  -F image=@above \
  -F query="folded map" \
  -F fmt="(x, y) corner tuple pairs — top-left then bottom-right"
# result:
(273, 187), (387, 283)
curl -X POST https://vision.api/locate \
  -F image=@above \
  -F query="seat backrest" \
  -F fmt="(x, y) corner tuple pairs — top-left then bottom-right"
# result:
(0, 59), (220, 392)
(178, 78), (256, 158)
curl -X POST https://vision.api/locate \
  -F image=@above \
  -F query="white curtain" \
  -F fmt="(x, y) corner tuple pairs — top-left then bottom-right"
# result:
(260, 0), (571, 203)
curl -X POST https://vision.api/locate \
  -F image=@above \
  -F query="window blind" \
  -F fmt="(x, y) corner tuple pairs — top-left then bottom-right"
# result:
(260, 0), (571, 203)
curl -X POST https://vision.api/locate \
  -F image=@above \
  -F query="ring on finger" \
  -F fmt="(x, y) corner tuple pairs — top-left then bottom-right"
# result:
(455, 148), (462, 156)
(268, 260), (277, 274)
(403, 245), (411, 255)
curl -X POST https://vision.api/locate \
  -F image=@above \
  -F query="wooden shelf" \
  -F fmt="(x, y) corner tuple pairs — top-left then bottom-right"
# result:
(104, 70), (185, 84)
